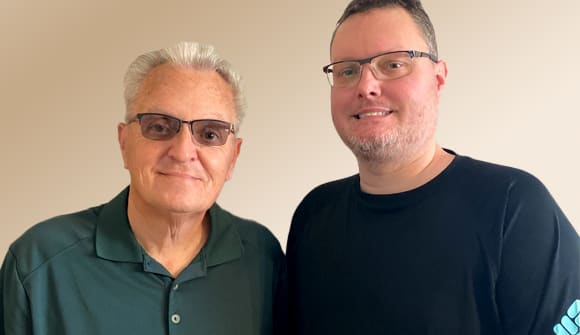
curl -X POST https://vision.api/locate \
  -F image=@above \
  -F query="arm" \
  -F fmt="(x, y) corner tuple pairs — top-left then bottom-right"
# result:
(496, 176), (580, 335)
(1, 249), (33, 335)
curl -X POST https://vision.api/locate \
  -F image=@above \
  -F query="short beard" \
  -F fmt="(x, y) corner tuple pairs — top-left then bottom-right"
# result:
(344, 131), (406, 164)
(342, 110), (438, 165)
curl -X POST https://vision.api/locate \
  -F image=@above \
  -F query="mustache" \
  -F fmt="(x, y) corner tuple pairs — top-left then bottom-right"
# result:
(358, 100), (393, 109)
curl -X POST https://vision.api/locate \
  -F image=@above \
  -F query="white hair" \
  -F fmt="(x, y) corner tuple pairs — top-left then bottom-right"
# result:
(123, 42), (245, 127)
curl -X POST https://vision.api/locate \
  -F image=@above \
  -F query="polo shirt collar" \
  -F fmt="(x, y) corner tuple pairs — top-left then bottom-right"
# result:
(204, 203), (244, 267)
(95, 187), (142, 262)
(95, 187), (243, 267)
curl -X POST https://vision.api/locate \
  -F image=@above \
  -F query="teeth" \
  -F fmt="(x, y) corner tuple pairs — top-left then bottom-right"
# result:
(355, 111), (390, 119)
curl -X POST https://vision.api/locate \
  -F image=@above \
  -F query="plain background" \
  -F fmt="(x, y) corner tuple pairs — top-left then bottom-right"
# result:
(1, 0), (578, 259)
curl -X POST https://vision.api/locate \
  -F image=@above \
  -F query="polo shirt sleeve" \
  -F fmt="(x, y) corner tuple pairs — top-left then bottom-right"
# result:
(1, 249), (33, 335)
(495, 174), (580, 335)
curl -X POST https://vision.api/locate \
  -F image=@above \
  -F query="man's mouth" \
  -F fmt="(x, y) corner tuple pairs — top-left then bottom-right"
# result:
(160, 171), (198, 180)
(353, 110), (393, 119)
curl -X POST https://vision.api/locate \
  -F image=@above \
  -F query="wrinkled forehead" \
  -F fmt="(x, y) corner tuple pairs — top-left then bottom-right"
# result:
(131, 64), (237, 121)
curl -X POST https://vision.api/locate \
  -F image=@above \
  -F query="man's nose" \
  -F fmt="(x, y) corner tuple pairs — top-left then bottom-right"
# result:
(357, 64), (382, 98)
(167, 124), (199, 162)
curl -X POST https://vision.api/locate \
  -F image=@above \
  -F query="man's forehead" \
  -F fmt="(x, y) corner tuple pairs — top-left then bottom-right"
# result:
(331, 7), (427, 60)
(132, 66), (235, 117)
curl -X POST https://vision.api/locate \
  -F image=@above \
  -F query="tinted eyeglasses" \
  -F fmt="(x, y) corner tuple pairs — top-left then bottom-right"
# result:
(127, 113), (236, 146)
(322, 50), (438, 88)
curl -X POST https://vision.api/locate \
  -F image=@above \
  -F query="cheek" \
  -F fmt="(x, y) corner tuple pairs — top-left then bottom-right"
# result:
(330, 89), (347, 110)
(398, 79), (435, 109)
(199, 151), (235, 180)
(330, 89), (354, 122)
(124, 141), (163, 172)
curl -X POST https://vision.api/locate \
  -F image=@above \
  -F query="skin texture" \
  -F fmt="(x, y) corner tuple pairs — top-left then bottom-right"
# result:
(117, 64), (242, 276)
(330, 7), (452, 194)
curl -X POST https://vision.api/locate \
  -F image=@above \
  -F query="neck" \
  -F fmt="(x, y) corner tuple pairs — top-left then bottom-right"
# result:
(358, 144), (454, 195)
(127, 199), (210, 278)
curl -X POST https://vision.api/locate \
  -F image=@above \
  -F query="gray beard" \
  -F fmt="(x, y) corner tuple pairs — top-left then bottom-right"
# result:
(336, 97), (440, 166)
(344, 132), (407, 164)
(342, 117), (437, 165)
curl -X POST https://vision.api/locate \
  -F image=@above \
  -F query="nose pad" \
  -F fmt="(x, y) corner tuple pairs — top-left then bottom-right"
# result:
(184, 123), (197, 143)
(177, 122), (202, 145)
(168, 123), (199, 161)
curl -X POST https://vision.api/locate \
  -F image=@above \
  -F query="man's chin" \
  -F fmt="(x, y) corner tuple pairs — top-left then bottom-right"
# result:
(154, 192), (213, 216)
(163, 203), (210, 216)
(344, 135), (404, 164)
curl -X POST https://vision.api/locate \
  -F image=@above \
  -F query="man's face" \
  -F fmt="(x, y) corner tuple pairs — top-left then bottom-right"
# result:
(330, 7), (447, 164)
(118, 64), (242, 216)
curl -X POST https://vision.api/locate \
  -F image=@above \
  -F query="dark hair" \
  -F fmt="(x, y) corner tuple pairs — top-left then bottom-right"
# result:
(331, 0), (438, 58)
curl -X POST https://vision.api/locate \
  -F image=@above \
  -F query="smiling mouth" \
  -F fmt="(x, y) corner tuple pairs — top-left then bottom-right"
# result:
(354, 110), (393, 119)
(160, 171), (198, 180)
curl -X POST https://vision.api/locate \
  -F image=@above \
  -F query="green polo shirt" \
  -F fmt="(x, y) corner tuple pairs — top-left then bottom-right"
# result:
(0, 188), (286, 335)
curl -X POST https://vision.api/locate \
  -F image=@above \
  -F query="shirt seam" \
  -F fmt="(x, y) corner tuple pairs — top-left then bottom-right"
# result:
(19, 235), (93, 283)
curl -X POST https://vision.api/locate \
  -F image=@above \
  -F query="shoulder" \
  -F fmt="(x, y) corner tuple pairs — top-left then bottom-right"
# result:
(212, 204), (283, 260)
(297, 175), (358, 211)
(454, 154), (536, 179)
(451, 153), (575, 237)
(7, 205), (103, 278)
(288, 175), (357, 247)
(306, 174), (357, 197)
(452, 154), (549, 195)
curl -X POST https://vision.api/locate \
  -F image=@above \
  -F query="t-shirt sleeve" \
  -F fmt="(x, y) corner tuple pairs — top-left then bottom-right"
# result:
(495, 174), (580, 335)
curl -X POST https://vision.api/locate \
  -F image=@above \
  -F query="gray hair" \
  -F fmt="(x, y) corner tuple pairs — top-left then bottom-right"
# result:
(123, 42), (245, 127)
(331, 0), (438, 59)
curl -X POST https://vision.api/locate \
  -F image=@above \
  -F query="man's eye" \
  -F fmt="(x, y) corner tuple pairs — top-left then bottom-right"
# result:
(378, 59), (408, 72)
(337, 66), (358, 78)
(201, 128), (222, 142)
(148, 122), (172, 134)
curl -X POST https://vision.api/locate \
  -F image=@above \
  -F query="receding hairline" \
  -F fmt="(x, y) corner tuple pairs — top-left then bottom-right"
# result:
(122, 42), (246, 129)
(135, 62), (236, 92)
(127, 63), (238, 117)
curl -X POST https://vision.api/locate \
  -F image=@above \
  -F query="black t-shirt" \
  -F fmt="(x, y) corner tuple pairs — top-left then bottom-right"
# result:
(287, 153), (579, 335)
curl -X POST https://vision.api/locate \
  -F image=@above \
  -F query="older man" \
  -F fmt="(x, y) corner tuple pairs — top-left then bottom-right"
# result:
(287, 1), (580, 334)
(1, 42), (286, 335)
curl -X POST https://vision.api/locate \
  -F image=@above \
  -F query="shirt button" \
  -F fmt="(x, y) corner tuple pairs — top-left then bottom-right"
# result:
(171, 314), (181, 324)
(173, 283), (179, 290)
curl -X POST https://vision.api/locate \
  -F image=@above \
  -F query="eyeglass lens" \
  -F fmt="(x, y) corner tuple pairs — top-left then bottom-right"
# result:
(138, 113), (233, 146)
(328, 51), (414, 87)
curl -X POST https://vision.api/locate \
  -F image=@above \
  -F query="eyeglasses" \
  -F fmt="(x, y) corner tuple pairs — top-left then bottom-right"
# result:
(127, 113), (236, 146)
(322, 50), (438, 88)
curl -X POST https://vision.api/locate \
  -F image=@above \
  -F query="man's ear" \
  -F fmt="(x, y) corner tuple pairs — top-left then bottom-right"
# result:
(117, 123), (129, 168)
(226, 138), (243, 181)
(434, 60), (448, 96)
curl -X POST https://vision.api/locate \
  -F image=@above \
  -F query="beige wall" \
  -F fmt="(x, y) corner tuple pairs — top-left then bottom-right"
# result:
(1, 0), (578, 258)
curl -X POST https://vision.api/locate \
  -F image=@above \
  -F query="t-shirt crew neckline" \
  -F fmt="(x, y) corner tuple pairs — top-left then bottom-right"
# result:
(354, 149), (462, 211)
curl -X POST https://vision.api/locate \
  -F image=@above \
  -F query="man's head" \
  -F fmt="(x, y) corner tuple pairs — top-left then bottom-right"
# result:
(118, 42), (243, 217)
(124, 42), (245, 127)
(331, 0), (438, 59)
(326, 1), (447, 165)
